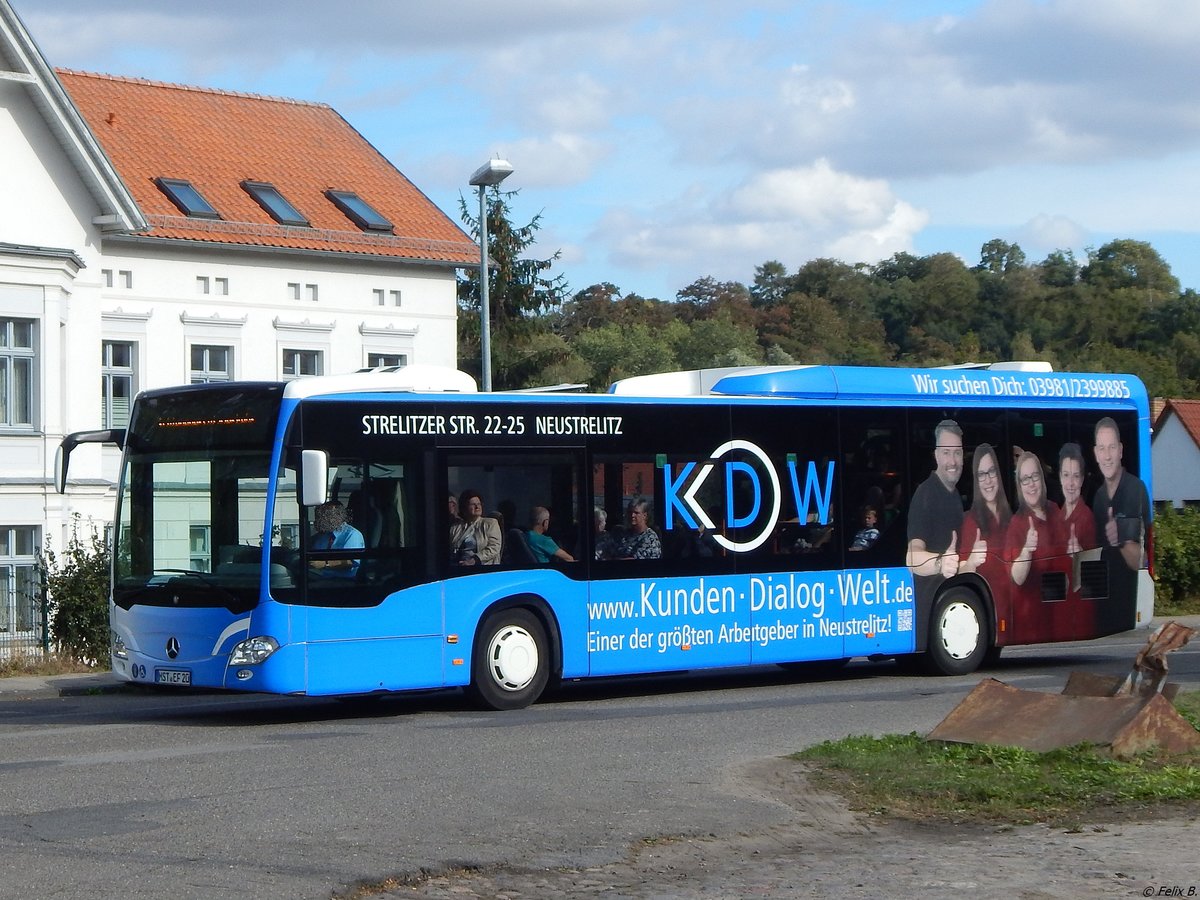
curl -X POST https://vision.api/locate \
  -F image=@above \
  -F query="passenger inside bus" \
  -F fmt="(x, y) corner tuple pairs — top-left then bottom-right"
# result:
(449, 489), (502, 565)
(525, 506), (576, 563)
(614, 498), (662, 559)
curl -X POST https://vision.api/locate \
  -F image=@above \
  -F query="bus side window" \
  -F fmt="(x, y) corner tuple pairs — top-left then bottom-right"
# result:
(840, 410), (908, 566)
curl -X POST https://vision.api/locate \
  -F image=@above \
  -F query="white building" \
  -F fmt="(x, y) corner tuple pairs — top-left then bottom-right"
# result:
(0, 1), (476, 641)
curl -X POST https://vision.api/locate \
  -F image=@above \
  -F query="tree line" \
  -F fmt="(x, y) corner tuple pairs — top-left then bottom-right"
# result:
(458, 189), (1200, 399)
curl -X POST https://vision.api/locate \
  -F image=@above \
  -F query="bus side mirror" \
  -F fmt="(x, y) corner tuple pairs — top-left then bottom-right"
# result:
(56, 428), (126, 494)
(300, 450), (329, 507)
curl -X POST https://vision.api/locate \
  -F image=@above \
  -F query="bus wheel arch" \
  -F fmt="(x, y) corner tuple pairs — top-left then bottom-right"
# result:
(925, 584), (990, 676)
(468, 596), (561, 710)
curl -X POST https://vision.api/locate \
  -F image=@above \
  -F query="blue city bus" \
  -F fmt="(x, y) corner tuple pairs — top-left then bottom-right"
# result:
(57, 363), (1153, 709)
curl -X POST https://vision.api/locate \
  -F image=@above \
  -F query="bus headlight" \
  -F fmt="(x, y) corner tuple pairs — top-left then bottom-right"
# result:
(111, 631), (128, 660)
(229, 636), (279, 666)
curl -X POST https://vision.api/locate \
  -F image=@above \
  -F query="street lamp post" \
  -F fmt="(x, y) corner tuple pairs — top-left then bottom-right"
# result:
(468, 158), (514, 392)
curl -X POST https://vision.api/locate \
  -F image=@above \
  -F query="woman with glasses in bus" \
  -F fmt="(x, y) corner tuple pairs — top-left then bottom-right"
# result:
(958, 444), (1012, 612)
(449, 489), (502, 566)
(616, 498), (661, 560)
(1004, 449), (1068, 642)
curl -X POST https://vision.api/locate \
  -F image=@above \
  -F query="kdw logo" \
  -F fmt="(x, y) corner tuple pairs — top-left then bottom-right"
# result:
(662, 440), (835, 553)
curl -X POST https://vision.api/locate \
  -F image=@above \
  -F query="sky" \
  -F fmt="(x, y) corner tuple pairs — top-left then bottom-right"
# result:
(16, 0), (1200, 299)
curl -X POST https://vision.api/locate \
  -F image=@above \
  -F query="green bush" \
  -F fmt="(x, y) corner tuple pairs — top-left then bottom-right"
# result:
(40, 516), (111, 666)
(1151, 505), (1200, 612)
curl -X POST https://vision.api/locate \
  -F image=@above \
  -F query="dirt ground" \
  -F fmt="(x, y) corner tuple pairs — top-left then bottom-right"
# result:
(359, 756), (1200, 899)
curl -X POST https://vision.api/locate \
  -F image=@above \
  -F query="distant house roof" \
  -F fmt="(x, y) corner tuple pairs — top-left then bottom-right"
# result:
(55, 69), (478, 266)
(1154, 399), (1200, 446)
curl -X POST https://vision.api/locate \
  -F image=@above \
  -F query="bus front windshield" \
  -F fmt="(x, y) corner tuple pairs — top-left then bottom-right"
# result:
(112, 384), (295, 612)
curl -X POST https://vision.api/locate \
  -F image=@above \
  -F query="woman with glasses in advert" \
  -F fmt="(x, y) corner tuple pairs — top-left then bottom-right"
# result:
(958, 443), (1013, 618)
(1005, 449), (1068, 643)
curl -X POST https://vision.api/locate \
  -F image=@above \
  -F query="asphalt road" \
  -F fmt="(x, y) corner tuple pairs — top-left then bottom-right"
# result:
(1, 624), (1195, 900)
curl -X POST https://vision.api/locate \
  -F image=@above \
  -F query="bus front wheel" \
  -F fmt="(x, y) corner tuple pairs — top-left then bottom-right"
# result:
(469, 608), (549, 710)
(925, 588), (988, 676)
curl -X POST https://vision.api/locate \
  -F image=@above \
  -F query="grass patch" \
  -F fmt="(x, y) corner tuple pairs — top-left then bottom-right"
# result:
(794, 691), (1200, 827)
(0, 652), (102, 678)
(1154, 596), (1200, 617)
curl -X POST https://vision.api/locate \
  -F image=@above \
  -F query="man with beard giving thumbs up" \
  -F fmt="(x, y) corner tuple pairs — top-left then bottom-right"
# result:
(907, 420), (967, 640)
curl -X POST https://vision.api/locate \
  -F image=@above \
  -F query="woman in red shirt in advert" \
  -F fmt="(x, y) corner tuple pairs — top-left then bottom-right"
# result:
(1005, 449), (1067, 643)
(959, 443), (1013, 628)
(1056, 441), (1098, 638)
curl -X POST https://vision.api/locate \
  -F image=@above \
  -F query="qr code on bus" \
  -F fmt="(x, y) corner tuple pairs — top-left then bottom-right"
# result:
(897, 609), (914, 632)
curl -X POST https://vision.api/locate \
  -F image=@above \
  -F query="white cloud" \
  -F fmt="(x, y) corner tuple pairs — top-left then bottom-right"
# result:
(1013, 214), (1088, 259)
(599, 160), (928, 288)
(500, 134), (614, 189)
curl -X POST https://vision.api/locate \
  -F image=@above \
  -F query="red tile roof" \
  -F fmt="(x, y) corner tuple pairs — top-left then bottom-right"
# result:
(1157, 399), (1200, 447)
(56, 70), (478, 266)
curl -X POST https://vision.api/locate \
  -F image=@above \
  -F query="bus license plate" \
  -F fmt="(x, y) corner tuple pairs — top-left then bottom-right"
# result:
(156, 669), (191, 686)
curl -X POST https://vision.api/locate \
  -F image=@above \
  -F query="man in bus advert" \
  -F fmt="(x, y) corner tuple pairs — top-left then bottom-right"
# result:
(309, 500), (364, 578)
(907, 419), (965, 602)
(1091, 416), (1150, 632)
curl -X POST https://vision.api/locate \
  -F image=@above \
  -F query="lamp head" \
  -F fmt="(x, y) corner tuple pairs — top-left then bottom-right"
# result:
(469, 158), (514, 187)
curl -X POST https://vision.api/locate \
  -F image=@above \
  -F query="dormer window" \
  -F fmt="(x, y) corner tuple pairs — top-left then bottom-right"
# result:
(155, 178), (220, 218)
(325, 190), (394, 233)
(241, 181), (309, 227)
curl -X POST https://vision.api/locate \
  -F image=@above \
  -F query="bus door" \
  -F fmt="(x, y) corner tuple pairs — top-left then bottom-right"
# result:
(295, 453), (444, 695)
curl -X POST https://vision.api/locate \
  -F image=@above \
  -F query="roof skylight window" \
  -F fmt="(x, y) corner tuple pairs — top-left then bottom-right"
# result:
(155, 178), (220, 219)
(325, 190), (394, 233)
(241, 181), (309, 227)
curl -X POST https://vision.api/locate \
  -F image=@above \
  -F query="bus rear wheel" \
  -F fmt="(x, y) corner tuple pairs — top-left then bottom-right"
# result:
(925, 588), (988, 675)
(469, 608), (549, 710)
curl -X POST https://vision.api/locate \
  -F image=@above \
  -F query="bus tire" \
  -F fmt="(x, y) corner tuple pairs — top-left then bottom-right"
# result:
(925, 588), (987, 676)
(469, 608), (549, 710)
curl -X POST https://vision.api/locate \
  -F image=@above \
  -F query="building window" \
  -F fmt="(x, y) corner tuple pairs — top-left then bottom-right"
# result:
(367, 353), (407, 368)
(0, 525), (40, 635)
(325, 190), (394, 233)
(0, 318), (35, 428)
(287, 283), (301, 301)
(101, 340), (136, 429)
(373, 289), (385, 307)
(215, 277), (229, 296)
(118, 270), (132, 289)
(305, 284), (318, 302)
(197, 276), (210, 295)
(155, 178), (221, 219)
(101, 269), (113, 288)
(282, 349), (322, 379)
(242, 181), (309, 227)
(190, 345), (232, 383)
(189, 525), (211, 573)
(389, 290), (401, 307)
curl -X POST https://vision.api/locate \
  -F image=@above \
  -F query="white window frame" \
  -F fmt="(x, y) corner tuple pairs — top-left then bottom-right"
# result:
(282, 348), (323, 380)
(0, 318), (36, 430)
(101, 339), (137, 429)
(189, 344), (233, 383)
(367, 352), (407, 368)
(0, 525), (40, 636)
